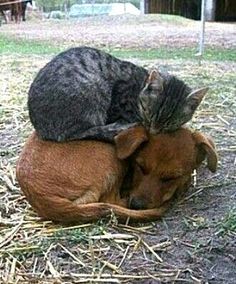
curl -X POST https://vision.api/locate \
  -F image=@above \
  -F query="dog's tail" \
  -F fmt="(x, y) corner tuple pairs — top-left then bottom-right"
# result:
(35, 196), (169, 224)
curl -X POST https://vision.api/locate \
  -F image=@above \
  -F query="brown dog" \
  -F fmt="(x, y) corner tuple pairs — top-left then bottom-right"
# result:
(115, 127), (218, 211)
(16, 127), (217, 223)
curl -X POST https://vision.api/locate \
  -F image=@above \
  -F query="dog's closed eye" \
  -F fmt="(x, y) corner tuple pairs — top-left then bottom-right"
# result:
(135, 158), (148, 175)
(160, 175), (181, 183)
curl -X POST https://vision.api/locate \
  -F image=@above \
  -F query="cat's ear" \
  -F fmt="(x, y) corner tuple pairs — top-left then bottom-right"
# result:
(185, 87), (209, 113)
(147, 70), (163, 84)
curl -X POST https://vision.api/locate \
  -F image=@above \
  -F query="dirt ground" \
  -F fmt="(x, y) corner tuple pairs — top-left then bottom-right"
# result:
(0, 15), (236, 49)
(0, 15), (236, 283)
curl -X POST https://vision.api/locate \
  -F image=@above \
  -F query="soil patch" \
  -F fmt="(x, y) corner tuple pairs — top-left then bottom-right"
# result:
(0, 17), (235, 283)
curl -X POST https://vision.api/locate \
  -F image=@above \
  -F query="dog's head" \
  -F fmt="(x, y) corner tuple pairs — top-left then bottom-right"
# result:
(115, 126), (218, 210)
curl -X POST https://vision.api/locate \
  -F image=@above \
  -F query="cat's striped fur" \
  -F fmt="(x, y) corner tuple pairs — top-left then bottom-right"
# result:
(28, 46), (207, 142)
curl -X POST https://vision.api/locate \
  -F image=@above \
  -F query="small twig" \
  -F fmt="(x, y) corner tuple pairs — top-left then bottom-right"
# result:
(90, 233), (135, 240)
(0, 219), (23, 249)
(57, 243), (86, 267)
(117, 244), (130, 268)
(151, 240), (172, 250)
(141, 239), (163, 263)
(46, 259), (61, 281)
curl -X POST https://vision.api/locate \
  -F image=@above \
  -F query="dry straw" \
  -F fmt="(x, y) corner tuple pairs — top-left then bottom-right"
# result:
(0, 53), (235, 283)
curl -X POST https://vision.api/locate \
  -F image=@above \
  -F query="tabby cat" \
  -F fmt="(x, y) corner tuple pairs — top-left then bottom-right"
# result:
(28, 46), (207, 142)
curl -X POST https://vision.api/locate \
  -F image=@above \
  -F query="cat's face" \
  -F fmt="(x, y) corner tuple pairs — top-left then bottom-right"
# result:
(139, 70), (208, 134)
(157, 87), (209, 133)
(139, 70), (164, 129)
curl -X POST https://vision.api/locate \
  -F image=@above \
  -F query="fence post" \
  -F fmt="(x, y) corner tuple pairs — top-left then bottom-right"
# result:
(198, 0), (206, 64)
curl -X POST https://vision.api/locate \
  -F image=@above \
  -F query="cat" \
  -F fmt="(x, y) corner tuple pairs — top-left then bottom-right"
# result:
(138, 71), (208, 134)
(28, 46), (208, 142)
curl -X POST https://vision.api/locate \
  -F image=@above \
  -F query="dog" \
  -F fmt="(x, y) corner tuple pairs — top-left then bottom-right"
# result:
(16, 126), (217, 223)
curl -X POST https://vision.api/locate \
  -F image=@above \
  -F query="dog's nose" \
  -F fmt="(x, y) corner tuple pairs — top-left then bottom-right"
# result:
(129, 197), (147, 210)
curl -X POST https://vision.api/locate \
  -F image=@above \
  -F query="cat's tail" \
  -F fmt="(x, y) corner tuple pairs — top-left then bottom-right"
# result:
(35, 196), (169, 224)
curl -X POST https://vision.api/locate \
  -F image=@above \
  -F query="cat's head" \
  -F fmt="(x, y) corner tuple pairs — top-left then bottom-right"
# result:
(139, 69), (208, 134)
(139, 70), (164, 129)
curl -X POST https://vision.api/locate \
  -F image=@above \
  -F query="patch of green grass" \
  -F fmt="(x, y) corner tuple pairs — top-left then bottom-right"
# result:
(0, 35), (235, 61)
(110, 47), (236, 62)
(0, 244), (45, 261)
(0, 36), (62, 55)
(216, 208), (236, 236)
(45, 222), (106, 245)
(49, 227), (98, 244)
(0, 223), (106, 262)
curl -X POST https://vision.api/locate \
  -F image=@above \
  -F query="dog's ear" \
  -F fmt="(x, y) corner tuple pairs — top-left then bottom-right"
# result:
(114, 126), (148, 160)
(192, 131), (218, 172)
(184, 87), (208, 115)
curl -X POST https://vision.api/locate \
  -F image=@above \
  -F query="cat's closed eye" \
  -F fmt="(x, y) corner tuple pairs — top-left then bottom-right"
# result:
(148, 82), (163, 93)
(147, 84), (153, 91)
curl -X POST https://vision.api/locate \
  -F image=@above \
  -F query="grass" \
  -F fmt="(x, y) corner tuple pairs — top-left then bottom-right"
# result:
(216, 208), (236, 236)
(111, 47), (236, 61)
(0, 26), (235, 282)
(0, 36), (63, 55)
(0, 35), (235, 61)
(48, 223), (105, 244)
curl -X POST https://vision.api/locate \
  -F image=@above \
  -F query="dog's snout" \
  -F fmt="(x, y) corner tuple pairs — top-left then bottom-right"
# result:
(129, 197), (147, 210)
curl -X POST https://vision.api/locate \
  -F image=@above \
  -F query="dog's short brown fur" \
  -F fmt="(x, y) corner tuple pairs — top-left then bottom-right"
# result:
(16, 127), (217, 223)
(115, 127), (217, 211)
